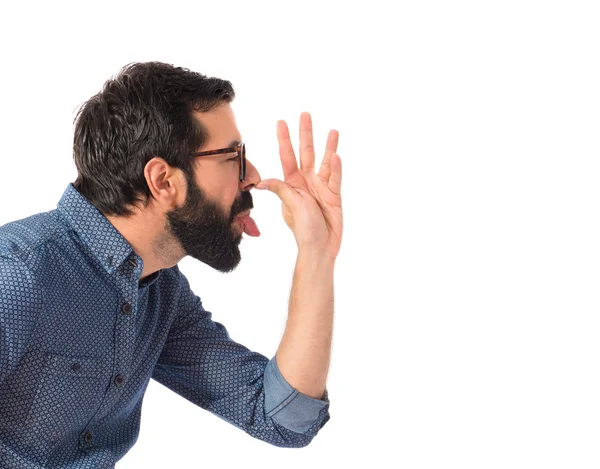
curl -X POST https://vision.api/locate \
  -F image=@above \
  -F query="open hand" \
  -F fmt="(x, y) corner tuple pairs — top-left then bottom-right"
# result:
(256, 112), (343, 259)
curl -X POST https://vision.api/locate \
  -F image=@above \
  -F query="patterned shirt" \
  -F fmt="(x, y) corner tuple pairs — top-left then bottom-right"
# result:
(0, 183), (330, 469)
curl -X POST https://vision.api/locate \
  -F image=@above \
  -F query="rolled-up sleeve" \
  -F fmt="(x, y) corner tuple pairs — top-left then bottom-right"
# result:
(151, 268), (330, 448)
(263, 354), (329, 433)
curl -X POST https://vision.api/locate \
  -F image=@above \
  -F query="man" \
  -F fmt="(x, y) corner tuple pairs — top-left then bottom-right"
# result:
(0, 62), (342, 467)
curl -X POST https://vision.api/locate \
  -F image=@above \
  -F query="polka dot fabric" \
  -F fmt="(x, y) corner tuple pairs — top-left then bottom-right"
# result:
(0, 183), (330, 468)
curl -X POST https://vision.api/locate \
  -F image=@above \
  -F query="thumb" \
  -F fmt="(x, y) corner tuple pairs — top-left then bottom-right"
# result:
(255, 178), (301, 207)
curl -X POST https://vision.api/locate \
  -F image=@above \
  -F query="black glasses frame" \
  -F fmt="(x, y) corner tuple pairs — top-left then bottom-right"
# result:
(189, 142), (246, 182)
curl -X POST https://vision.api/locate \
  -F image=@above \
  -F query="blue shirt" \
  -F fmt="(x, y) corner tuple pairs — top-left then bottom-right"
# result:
(0, 183), (330, 468)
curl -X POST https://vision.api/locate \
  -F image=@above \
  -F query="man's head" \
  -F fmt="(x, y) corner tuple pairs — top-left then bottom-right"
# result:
(72, 62), (261, 273)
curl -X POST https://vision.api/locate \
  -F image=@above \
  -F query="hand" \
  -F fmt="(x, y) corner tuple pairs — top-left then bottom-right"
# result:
(255, 112), (343, 259)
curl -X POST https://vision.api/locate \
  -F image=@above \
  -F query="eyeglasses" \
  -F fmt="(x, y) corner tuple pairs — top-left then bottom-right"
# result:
(189, 142), (246, 182)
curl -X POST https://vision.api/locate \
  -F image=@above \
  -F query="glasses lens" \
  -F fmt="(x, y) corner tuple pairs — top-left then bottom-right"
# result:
(240, 143), (246, 182)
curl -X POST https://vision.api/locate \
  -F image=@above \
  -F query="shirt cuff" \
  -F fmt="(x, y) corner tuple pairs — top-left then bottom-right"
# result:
(263, 354), (329, 434)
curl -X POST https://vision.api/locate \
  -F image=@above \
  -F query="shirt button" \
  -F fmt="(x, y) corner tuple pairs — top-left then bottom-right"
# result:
(71, 362), (81, 372)
(128, 258), (137, 267)
(122, 303), (132, 315)
(114, 374), (126, 387)
(84, 431), (93, 443)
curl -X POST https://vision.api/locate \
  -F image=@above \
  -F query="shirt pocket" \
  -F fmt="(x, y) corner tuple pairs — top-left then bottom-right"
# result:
(26, 352), (107, 444)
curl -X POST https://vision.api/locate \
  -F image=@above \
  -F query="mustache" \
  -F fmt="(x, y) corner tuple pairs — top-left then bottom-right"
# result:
(230, 191), (253, 220)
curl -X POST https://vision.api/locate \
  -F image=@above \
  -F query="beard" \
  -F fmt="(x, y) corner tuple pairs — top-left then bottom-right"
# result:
(165, 172), (253, 273)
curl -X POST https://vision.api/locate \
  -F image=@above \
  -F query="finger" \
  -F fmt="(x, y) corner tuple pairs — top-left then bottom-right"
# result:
(255, 178), (302, 207)
(277, 120), (298, 180)
(299, 112), (315, 173)
(318, 129), (339, 182)
(328, 153), (342, 195)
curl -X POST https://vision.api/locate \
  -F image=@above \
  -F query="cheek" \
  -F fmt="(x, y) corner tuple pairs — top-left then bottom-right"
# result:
(224, 189), (241, 218)
(199, 177), (236, 208)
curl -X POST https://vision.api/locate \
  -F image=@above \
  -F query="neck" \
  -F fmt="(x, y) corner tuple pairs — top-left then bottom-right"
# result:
(104, 210), (183, 280)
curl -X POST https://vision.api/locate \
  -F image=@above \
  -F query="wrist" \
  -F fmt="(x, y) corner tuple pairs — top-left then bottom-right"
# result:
(296, 246), (337, 265)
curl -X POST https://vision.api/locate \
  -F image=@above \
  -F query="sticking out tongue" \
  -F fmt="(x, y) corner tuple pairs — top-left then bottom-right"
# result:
(236, 213), (261, 237)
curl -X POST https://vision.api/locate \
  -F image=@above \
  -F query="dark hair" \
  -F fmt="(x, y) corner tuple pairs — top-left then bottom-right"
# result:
(72, 61), (235, 217)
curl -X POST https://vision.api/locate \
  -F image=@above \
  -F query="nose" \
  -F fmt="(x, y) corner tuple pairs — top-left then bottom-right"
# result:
(240, 158), (261, 191)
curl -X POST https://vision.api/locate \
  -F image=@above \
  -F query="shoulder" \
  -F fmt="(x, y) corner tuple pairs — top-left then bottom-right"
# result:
(0, 254), (43, 306)
(0, 254), (42, 345)
(0, 209), (66, 263)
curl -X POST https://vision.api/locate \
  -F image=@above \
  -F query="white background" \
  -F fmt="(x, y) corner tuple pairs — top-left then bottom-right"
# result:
(1, 1), (599, 468)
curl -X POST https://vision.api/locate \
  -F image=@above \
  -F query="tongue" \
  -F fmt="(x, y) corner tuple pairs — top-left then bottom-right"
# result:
(237, 214), (261, 237)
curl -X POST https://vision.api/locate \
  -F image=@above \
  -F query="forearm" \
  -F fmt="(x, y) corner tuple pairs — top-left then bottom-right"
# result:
(275, 249), (335, 400)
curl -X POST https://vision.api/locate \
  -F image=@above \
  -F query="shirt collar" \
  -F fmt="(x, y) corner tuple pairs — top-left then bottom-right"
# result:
(57, 183), (135, 275)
